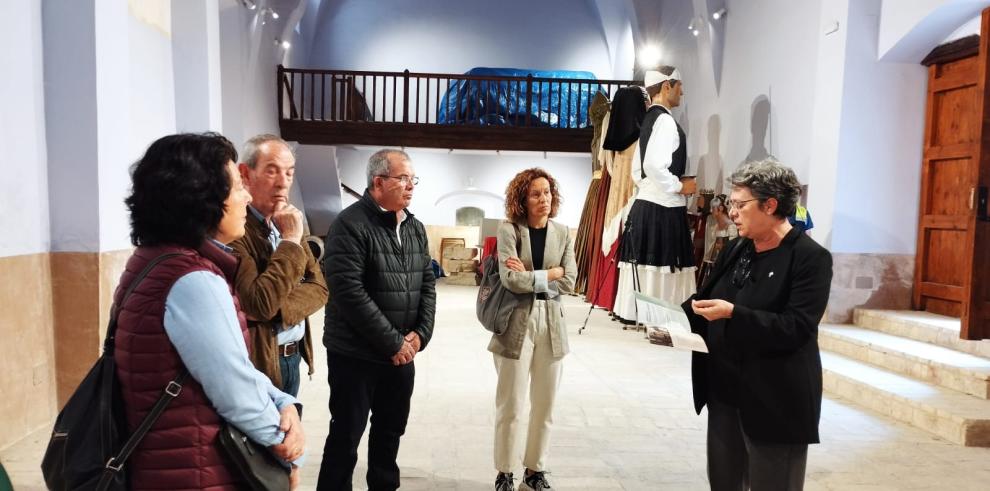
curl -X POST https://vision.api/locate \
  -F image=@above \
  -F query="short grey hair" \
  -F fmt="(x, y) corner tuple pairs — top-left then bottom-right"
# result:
(241, 134), (294, 169)
(367, 148), (410, 188)
(729, 158), (802, 218)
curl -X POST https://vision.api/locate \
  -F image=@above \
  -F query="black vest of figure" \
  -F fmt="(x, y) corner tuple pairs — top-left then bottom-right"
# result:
(639, 105), (687, 179)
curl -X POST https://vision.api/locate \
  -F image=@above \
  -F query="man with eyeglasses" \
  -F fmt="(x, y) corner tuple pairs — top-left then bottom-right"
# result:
(317, 149), (436, 491)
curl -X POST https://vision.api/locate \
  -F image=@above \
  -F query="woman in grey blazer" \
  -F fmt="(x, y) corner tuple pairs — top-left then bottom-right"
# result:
(490, 168), (577, 491)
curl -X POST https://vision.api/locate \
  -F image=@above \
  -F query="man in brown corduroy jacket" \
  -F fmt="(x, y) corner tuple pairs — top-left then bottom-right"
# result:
(231, 134), (328, 396)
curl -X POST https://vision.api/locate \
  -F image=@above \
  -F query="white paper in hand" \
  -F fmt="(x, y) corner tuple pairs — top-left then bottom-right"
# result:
(634, 292), (709, 353)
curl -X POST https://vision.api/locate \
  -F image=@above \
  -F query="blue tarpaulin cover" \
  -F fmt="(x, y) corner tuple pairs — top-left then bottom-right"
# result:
(437, 67), (600, 128)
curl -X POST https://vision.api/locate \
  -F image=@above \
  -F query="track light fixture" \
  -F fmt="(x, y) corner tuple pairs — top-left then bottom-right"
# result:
(712, 8), (727, 20)
(688, 16), (701, 36)
(238, 0), (257, 10)
(259, 7), (280, 25)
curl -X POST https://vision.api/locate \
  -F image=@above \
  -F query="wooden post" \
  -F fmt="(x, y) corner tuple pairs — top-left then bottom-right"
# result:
(403, 69), (410, 123)
(525, 74), (533, 127)
(277, 64), (284, 120)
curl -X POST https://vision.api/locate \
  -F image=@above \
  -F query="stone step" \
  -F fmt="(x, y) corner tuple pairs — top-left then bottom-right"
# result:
(820, 324), (990, 399)
(821, 351), (990, 447)
(853, 309), (990, 359)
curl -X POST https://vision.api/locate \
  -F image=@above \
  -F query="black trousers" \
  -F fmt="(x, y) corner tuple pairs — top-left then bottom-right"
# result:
(316, 353), (416, 491)
(706, 398), (808, 491)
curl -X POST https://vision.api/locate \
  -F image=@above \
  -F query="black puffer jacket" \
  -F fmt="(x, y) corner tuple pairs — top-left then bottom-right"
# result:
(322, 191), (436, 363)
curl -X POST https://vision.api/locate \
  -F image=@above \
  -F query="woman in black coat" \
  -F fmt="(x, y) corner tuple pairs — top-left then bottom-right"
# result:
(682, 159), (832, 491)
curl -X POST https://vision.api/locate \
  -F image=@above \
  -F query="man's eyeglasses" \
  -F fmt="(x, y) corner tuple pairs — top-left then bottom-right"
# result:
(378, 174), (420, 186)
(727, 198), (759, 210)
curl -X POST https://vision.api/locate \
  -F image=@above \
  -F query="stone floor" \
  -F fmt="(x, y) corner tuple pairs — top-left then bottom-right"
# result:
(4, 282), (990, 490)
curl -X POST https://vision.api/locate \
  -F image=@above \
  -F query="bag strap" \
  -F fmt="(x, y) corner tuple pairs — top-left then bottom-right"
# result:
(511, 222), (521, 256)
(95, 251), (187, 490)
(103, 253), (184, 352)
(97, 368), (189, 490)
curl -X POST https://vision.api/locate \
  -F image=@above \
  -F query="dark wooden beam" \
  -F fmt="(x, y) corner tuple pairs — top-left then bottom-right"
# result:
(279, 120), (593, 153)
(921, 34), (979, 66)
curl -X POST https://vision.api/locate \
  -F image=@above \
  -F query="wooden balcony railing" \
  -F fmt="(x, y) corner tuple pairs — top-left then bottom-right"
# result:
(277, 65), (640, 152)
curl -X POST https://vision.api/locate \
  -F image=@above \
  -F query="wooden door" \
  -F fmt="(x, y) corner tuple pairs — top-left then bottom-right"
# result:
(914, 10), (990, 340)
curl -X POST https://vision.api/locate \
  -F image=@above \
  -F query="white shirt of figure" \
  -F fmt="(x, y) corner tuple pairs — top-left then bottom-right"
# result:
(631, 103), (688, 208)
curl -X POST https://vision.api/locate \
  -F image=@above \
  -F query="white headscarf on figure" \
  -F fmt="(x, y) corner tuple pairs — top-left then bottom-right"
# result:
(644, 67), (682, 89)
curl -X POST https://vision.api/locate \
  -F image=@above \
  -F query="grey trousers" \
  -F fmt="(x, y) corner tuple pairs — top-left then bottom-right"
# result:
(706, 398), (808, 491)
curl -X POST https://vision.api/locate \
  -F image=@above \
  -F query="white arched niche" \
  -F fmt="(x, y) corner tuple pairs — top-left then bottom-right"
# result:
(434, 188), (505, 225)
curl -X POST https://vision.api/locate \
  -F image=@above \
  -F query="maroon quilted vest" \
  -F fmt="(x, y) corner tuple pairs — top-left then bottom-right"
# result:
(114, 241), (250, 490)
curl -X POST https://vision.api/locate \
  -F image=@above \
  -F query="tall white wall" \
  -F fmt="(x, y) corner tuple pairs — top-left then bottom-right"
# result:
(306, 0), (615, 79)
(219, 4), (278, 147)
(808, 0), (929, 255)
(807, 0), (853, 249)
(588, 0), (638, 79)
(879, 0), (990, 62)
(109, 0), (178, 251)
(714, 0), (822, 181)
(43, 0), (177, 253)
(659, 0), (930, 255)
(332, 147), (591, 228)
(1, 0), (50, 258)
(831, 0), (927, 254)
(944, 14), (981, 41)
(217, 0), (308, 149)
(43, 0), (100, 253)
(653, 0), (822, 189)
(172, 0), (224, 132)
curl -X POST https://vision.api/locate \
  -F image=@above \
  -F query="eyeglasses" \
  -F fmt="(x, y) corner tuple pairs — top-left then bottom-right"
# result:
(378, 174), (419, 186)
(727, 198), (759, 210)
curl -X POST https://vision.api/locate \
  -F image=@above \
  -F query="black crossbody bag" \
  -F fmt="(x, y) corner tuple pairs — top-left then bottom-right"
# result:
(41, 253), (188, 490)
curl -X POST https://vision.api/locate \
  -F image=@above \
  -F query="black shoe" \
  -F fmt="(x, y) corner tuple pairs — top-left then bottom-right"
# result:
(519, 470), (553, 491)
(495, 472), (514, 491)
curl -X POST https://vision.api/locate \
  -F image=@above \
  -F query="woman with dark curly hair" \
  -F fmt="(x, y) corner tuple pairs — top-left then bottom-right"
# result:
(683, 159), (832, 491)
(115, 133), (305, 490)
(490, 168), (577, 491)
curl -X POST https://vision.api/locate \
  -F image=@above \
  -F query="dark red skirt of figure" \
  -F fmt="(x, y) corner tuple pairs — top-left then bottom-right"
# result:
(587, 228), (621, 309)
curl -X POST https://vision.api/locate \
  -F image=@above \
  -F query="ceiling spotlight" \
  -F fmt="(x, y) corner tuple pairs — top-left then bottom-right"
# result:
(238, 0), (257, 10)
(275, 38), (291, 49)
(688, 18), (696, 31)
(712, 8), (727, 20)
(692, 28), (700, 37)
(638, 44), (662, 68)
